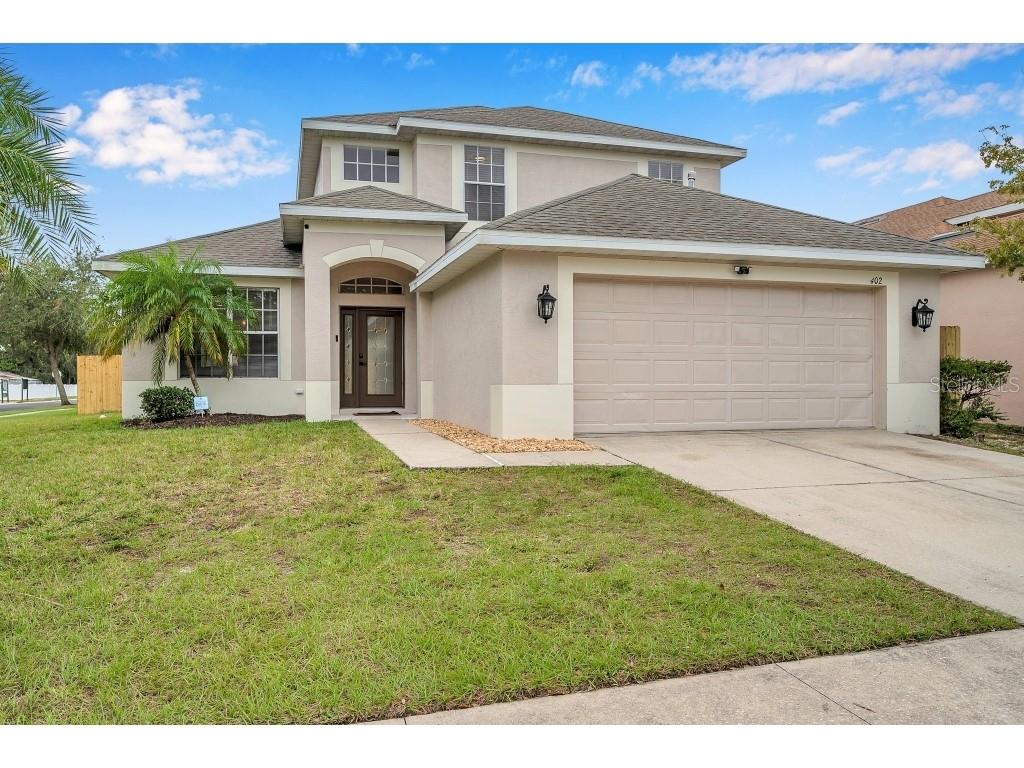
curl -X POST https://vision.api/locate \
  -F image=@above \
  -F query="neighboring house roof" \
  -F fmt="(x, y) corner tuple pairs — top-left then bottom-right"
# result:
(858, 191), (1014, 236)
(98, 220), (302, 272)
(856, 190), (1024, 252)
(0, 371), (39, 382)
(413, 175), (978, 292)
(483, 174), (967, 256)
(297, 105), (746, 199)
(279, 185), (467, 244)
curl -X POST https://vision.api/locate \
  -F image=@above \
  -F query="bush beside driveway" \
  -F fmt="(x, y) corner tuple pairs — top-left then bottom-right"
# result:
(0, 411), (1014, 723)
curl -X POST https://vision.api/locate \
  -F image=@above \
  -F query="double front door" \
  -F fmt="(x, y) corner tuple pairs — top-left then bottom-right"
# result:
(340, 308), (404, 408)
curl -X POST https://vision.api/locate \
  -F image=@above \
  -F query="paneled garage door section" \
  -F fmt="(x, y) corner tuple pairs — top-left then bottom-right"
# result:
(573, 277), (876, 433)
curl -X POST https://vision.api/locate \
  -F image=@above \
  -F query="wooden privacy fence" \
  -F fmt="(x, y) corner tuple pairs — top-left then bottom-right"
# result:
(77, 355), (122, 414)
(940, 325), (961, 358)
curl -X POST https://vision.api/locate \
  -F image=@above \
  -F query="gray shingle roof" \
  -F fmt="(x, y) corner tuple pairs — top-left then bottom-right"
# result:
(284, 185), (463, 214)
(309, 105), (741, 153)
(482, 174), (967, 257)
(104, 220), (301, 270)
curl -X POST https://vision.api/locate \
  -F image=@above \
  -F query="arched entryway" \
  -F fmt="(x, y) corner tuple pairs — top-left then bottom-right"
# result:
(329, 260), (419, 413)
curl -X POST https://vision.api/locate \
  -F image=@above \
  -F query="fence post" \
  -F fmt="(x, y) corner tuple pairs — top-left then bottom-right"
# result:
(939, 325), (961, 358)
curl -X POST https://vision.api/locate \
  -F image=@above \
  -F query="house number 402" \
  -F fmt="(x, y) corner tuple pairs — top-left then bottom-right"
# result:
(869, 276), (884, 285)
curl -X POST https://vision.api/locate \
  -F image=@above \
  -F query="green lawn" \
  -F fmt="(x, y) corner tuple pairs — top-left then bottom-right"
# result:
(0, 411), (1014, 723)
(936, 422), (1024, 458)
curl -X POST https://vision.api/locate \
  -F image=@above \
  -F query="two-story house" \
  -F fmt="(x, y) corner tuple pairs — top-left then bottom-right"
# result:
(94, 105), (983, 437)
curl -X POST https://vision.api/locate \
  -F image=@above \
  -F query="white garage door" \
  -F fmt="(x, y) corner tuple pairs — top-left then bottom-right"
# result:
(573, 277), (876, 433)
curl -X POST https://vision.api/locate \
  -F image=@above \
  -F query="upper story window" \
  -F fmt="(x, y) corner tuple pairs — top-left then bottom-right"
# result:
(464, 145), (505, 222)
(343, 146), (400, 183)
(649, 160), (685, 184)
(181, 288), (279, 379)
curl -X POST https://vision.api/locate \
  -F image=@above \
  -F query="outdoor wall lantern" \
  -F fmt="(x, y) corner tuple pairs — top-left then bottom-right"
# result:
(537, 284), (557, 324)
(911, 298), (935, 332)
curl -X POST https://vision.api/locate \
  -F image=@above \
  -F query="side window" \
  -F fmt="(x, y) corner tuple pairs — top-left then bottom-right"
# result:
(343, 146), (400, 183)
(181, 287), (279, 379)
(648, 160), (684, 184)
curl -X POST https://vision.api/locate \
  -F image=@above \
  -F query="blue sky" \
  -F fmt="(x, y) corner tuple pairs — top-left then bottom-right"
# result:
(7, 43), (1024, 253)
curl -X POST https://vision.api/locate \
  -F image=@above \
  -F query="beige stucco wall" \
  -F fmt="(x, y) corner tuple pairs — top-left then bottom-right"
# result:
(413, 140), (453, 208)
(429, 253), (945, 438)
(693, 166), (721, 192)
(403, 133), (724, 222)
(941, 266), (1024, 424)
(120, 275), (305, 418)
(516, 153), (638, 210)
(300, 221), (446, 419)
(320, 137), (415, 197)
(429, 254), (504, 433)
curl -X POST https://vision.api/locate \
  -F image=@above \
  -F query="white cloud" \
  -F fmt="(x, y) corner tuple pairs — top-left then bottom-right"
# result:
(571, 61), (607, 88)
(665, 44), (1015, 101)
(58, 137), (93, 159)
(817, 100), (864, 127)
(823, 139), (983, 189)
(917, 89), (983, 118)
(66, 83), (289, 187)
(618, 62), (664, 96)
(346, 43), (363, 57)
(405, 52), (434, 70)
(815, 146), (869, 170)
(916, 83), (1000, 118)
(56, 104), (82, 129)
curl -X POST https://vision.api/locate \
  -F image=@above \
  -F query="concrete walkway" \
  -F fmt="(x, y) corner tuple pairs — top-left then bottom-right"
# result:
(592, 428), (1024, 621)
(378, 629), (1024, 724)
(355, 416), (630, 469)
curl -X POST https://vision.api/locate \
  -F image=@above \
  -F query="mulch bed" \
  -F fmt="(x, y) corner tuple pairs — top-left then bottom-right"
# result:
(411, 418), (592, 453)
(123, 413), (303, 430)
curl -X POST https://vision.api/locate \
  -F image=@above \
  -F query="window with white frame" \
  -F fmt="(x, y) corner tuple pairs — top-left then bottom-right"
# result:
(181, 288), (279, 379)
(648, 160), (685, 184)
(343, 146), (400, 183)
(464, 145), (505, 221)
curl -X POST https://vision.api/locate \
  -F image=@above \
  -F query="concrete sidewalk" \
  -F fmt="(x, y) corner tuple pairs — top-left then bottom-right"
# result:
(376, 629), (1024, 724)
(355, 416), (630, 469)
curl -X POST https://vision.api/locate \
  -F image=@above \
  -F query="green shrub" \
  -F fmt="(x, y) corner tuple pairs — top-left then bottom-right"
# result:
(939, 357), (1013, 437)
(139, 386), (195, 421)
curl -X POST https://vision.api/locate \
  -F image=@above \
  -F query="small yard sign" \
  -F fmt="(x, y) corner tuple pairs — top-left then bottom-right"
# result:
(193, 396), (209, 413)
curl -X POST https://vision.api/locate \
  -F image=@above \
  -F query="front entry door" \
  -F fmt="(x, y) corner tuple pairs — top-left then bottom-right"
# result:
(340, 308), (404, 408)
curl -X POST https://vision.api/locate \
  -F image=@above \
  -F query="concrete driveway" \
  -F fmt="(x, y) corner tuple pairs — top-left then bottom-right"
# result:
(591, 429), (1024, 621)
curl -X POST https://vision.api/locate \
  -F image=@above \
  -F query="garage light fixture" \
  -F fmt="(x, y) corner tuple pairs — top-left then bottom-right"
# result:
(537, 284), (557, 324)
(734, 265), (751, 275)
(911, 299), (934, 332)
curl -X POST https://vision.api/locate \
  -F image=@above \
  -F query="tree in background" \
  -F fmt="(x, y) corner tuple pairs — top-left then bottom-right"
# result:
(0, 251), (101, 404)
(0, 58), (93, 273)
(972, 125), (1024, 277)
(89, 248), (255, 395)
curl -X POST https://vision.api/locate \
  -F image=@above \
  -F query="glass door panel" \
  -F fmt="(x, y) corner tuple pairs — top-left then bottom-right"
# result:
(365, 315), (395, 396)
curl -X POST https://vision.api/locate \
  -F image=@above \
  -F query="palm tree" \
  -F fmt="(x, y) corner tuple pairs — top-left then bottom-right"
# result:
(0, 58), (93, 273)
(90, 248), (256, 394)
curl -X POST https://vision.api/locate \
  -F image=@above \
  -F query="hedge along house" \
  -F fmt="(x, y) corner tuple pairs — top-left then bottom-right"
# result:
(93, 106), (983, 436)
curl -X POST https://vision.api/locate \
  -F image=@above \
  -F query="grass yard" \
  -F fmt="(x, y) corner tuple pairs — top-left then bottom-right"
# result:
(0, 411), (1015, 723)
(935, 422), (1024, 458)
